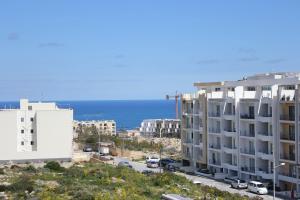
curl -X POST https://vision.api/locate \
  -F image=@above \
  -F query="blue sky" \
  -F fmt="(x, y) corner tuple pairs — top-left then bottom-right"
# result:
(1, 1), (300, 100)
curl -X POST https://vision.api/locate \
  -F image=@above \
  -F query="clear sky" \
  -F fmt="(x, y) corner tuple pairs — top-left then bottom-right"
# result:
(1, 1), (300, 101)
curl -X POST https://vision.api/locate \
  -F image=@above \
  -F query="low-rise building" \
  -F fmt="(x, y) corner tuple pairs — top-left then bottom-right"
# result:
(74, 120), (116, 136)
(140, 119), (181, 138)
(0, 99), (73, 163)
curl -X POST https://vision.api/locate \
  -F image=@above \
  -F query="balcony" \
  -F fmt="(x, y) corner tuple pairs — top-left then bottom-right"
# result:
(257, 151), (273, 160)
(223, 145), (237, 154)
(257, 132), (273, 141)
(240, 130), (255, 138)
(240, 148), (255, 156)
(278, 172), (298, 183)
(240, 114), (255, 120)
(208, 128), (221, 134)
(209, 159), (221, 166)
(223, 129), (236, 137)
(280, 115), (295, 122)
(257, 169), (273, 179)
(280, 154), (296, 162)
(223, 163), (238, 171)
(209, 144), (221, 150)
(241, 91), (258, 99)
(208, 112), (221, 118)
(280, 133), (295, 142)
(241, 166), (255, 174)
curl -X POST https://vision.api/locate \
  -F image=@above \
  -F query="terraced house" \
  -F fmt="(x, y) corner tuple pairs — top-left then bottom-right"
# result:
(181, 72), (300, 194)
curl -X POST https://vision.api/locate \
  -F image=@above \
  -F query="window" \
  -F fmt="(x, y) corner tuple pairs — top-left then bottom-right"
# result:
(30, 141), (34, 145)
(30, 117), (34, 122)
(228, 87), (235, 91)
(28, 106), (32, 110)
(215, 88), (221, 91)
(21, 130), (24, 134)
(262, 86), (271, 91)
(284, 85), (295, 90)
(21, 141), (24, 145)
(31, 129), (34, 134)
(246, 86), (256, 91)
(21, 118), (24, 122)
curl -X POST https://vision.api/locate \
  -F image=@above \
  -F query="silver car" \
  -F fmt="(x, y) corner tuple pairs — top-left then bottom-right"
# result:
(230, 179), (248, 189)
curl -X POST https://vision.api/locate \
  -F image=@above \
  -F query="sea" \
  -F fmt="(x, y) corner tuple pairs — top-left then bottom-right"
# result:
(0, 100), (177, 130)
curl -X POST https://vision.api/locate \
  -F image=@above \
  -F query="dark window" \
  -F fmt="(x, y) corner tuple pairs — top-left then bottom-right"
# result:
(28, 106), (32, 110)
(21, 118), (24, 122)
(31, 129), (34, 134)
(21, 130), (24, 134)
(215, 88), (221, 91)
(247, 87), (256, 91)
(30, 141), (34, 145)
(30, 117), (34, 122)
(21, 141), (24, 145)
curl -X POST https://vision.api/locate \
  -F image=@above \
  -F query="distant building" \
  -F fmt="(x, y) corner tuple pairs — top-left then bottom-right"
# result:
(140, 119), (181, 138)
(74, 120), (116, 136)
(0, 99), (73, 163)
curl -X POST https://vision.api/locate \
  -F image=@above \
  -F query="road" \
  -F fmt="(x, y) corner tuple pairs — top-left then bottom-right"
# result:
(113, 156), (283, 200)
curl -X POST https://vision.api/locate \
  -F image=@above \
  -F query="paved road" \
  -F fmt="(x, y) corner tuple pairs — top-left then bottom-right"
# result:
(177, 172), (282, 200)
(114, 157), (162, 173)
(113, 156), (283, 200)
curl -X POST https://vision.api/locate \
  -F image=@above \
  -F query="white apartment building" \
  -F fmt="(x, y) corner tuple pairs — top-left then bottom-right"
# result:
(181, 72), (300, 194)
(74, 120), (116, 136)
(140, 119), (181, 138)
(0, 99), (73, 163)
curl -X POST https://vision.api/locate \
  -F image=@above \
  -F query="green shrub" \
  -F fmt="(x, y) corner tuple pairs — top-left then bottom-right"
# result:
(0, 168), (4, 174)
(24, 165), (37, 173)
(9, 175), (34, 193)
(44, 161), (64, 172)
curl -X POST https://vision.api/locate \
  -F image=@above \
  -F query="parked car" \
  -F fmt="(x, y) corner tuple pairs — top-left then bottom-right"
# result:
(159, 158), (176, 167)
(229, 178), (248, 189)
(83, 146), (93, 152)
(147, 161), (159, 168)
(118, 161), (133, 168)
(194, 169), (213, 178)
(248, 181), (268, 195)
(146, 155), (160, 163)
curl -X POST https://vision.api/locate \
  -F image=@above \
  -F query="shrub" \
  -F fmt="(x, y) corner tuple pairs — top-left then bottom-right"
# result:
(9, 175), (34, 193)
(44, 161), (64, 172)
(0, 168), (4, 174)
(24, 165), (37, 173)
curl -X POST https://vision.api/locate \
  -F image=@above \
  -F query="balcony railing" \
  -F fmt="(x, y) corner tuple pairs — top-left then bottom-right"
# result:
(240, 149), (255, 155)
(240, 130), (255, 137)
(208, 112), (221, 117)
(209, 159), (221, 166)
(224, 111), (235, 115)
(224, 128), (236, 132)
(240, 114), (255, 119)
(223, 145), (237, 149)
(259, 113), (272, 117)
(209, 144), (221, 149)
(280, 154), (295, 161)
(241, 166), (255, 173)
(280, 133), (295, 141)
(280, 115), (295, 121)
(258, 132), (273, 136)
(279, 171), (297, 178)
(209, 128), (221, 133)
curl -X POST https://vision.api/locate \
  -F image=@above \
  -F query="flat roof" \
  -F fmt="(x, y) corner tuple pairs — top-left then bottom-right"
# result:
(193, 81), (224, 87)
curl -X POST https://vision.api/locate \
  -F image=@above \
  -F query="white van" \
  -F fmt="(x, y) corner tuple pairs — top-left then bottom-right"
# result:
(248, 181), (268, 195)
(146, 155), (160, 163)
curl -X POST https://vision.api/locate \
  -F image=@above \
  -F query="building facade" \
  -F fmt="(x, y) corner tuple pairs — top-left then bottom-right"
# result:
(74, 120), (116, 136)
(140, 119), (181, 138)
(0, 99), (73, 163)
(181, 72), (300, 194)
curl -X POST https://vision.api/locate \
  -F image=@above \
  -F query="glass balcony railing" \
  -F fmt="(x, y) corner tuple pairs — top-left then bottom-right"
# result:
(280, 114), (295, 121)
(280, 154), (295, 161)
(240, 114), (255, 119)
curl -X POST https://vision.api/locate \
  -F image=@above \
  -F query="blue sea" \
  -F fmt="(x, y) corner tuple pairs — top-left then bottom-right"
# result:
(0, 100), (177, 130)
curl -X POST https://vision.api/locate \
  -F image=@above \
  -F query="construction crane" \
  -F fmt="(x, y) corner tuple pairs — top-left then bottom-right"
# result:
(166, 91), (181, 119)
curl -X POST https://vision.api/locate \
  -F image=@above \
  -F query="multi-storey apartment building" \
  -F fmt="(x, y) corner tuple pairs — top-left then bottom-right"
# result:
(74, 120), (116, 136)
(181, 72), (300, 194)
(0, 99), (73, 163)
(140, 119), (181, 138)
